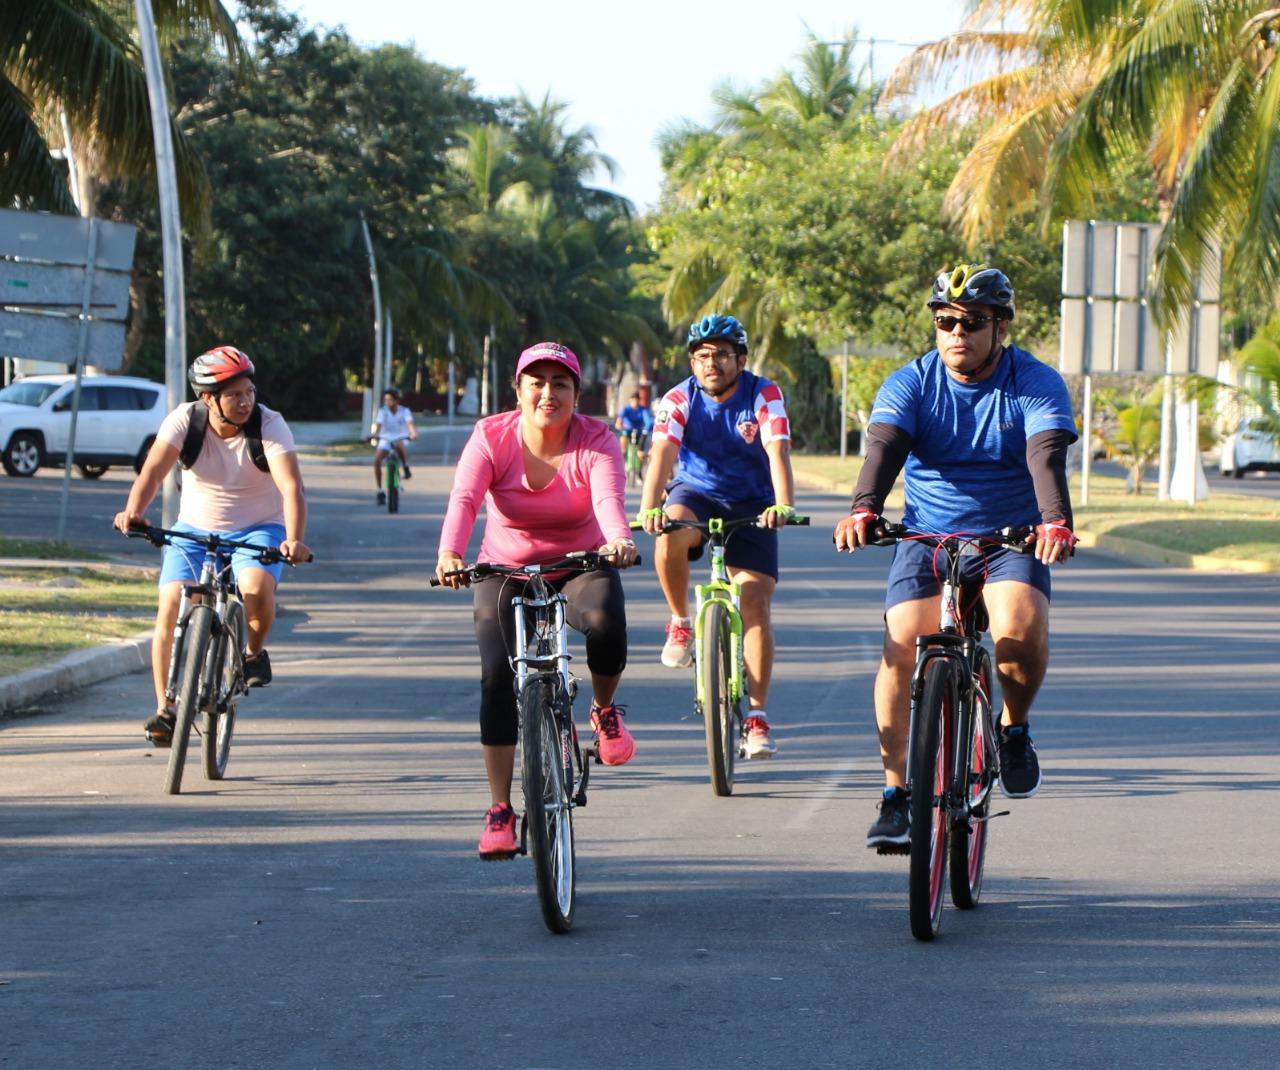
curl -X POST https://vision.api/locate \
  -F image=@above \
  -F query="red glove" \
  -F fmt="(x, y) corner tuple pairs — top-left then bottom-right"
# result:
(835, 509), (880, 552)
(1033, 520), (1077, 564)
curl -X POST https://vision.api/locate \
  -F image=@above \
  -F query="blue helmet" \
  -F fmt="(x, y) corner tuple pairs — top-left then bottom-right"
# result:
(687, 314), (748, 354)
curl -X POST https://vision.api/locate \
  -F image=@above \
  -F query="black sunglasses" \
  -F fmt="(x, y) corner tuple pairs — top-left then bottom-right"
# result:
(934, 313), (994, 333)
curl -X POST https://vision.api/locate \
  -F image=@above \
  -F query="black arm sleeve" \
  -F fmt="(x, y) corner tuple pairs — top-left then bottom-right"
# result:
(1026, 429), (1075, 527)
(851, 422), (913, 514)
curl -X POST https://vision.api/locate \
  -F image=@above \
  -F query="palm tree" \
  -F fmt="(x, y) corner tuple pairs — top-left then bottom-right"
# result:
(883, 0), (1280, 323)
(1, 0), (241, 218)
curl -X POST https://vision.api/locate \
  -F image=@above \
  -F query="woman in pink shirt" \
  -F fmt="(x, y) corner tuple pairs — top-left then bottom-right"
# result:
(436, 342), (639, 859)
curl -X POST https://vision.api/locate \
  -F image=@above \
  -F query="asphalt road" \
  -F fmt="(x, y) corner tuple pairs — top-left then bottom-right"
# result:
(3, 454), (1279, 1069)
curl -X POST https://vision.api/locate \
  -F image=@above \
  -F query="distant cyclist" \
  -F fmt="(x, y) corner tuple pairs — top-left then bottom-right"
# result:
(112, 346), (311, 745)
(639, 314), (797, 759)
(371, 388), (416, 505)
(435, 342), (640, 859)
(615, 390), (654, 457)
(832, 265), (1078, 850)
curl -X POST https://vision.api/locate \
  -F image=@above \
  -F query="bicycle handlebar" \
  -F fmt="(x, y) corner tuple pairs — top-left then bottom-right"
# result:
(430, 549), (640, 588)
(121, 522), (315, 564)
(629, 514), (811, 534)
(866, 522), (1033, 553)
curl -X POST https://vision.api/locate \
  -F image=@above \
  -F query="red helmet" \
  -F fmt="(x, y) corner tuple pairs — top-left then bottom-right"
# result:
(188, 346), (255, 393)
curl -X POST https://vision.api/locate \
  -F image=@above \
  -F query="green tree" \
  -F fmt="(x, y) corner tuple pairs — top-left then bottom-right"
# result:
(1, 0), (241, 220)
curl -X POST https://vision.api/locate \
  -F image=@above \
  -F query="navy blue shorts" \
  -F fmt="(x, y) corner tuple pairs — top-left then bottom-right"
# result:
(663, 482), (778, 580)
(884, 538), (1051, 612)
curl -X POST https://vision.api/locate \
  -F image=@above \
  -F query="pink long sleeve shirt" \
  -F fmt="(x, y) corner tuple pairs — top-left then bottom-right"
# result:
(438, 410), (631, 565)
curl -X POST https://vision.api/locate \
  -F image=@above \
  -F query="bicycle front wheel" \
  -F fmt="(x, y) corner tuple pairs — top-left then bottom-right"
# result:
(699, 602), (737, 797)
(203, 599), (245, 781)
(909, 656), (956, 940)
(386, 464), (400, 513)
(165, 604), (213, 795)
(520, 675), (575, 933)
(951, 645), (995, 909)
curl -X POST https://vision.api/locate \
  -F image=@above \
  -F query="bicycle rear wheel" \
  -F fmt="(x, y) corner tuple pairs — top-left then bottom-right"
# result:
(699, 602), (737, 796)
(203, 600), (245, 781)
(165, 604), (213, 795)
(951, 645), (995, 908)
(520, 675), (575, 933)
(909, 656), (955, 940)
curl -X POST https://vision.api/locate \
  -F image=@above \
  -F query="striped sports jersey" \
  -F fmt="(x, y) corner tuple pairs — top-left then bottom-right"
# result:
(653, 370), (790, 502)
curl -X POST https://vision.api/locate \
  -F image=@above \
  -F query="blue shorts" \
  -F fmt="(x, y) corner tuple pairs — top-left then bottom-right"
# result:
(663, 482), (778, 581)
(158, 521), (286, 589)
(884, 538), (1051, 612)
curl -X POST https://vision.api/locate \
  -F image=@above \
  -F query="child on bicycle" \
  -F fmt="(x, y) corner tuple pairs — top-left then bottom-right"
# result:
(112, 346), (311, 745)
(638, 314), (797, 759)
(371, 388), (417, 505)
(435, 342), (640, 859)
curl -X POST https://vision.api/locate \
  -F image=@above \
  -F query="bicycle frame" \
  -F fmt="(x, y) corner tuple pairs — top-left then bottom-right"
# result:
(509, 567), (574, 701)
(692, 518), (746, 707)
(165, 539), (243, 712)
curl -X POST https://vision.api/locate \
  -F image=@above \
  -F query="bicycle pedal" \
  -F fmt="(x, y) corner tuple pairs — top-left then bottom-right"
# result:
(875, 842), (910, 856)
(518, 812), (529, 855)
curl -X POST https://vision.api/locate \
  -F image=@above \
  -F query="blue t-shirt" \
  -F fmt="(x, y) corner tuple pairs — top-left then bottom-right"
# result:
(653, 370), (791, 503)
(869, 345), (1077, 532)
(617, 405), (653, 433)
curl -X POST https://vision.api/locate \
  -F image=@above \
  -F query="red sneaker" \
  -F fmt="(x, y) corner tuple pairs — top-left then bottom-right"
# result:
(478, 803), (518, 859)
(743, 714), (777, 759)
(590, 703), (636, 766)
(661, 621), (694, 668)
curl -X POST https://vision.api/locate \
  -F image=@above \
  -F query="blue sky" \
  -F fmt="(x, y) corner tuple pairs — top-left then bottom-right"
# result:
(286, 0), (965, 211)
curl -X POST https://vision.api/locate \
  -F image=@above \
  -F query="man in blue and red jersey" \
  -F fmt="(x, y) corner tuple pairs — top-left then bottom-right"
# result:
(833, 265), (1078, 850)
(639, 314), (797, 758)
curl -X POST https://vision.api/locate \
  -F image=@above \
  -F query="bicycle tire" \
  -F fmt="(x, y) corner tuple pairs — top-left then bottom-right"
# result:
(520, 675), (575, 933)
(909, 656), (955, 940)
(951, 645), (995, 909)
(203, 600), (245, 781)
(164, 604), (213, 795)
(699, 602), (736, 797)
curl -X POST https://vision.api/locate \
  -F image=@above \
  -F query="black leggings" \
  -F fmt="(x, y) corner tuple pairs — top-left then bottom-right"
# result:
(473, 568), (628, 746)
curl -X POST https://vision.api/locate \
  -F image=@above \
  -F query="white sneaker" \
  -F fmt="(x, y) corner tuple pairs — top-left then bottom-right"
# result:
(661, 621), (694, 669)
(743, 714), (777, 759)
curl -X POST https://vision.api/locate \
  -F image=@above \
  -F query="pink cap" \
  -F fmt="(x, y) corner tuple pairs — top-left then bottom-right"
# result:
(515, 341), (581, 382)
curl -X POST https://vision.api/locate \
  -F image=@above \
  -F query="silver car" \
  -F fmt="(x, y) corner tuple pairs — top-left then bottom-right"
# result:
(0, 374), (166, 478)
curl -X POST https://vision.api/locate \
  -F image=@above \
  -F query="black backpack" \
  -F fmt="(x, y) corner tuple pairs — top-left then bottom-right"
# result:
(180, 402), (270, 472)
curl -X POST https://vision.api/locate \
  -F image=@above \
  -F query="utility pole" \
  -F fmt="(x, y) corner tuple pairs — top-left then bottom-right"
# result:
(134, 0), (185, 525)
(359, 213), (383, 423)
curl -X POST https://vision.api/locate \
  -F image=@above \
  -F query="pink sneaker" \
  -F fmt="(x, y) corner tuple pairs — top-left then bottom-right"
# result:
(478, 803), (519, 859)
(743, 714), (777, 759)
(661, 621), (694, 668)
(590, 703), (636, 766)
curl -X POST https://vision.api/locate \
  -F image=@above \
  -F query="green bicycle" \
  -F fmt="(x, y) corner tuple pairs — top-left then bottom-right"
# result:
(622, 431), (646, 488)
(633, 512), (808, 795)
(383, 450), (403, 513)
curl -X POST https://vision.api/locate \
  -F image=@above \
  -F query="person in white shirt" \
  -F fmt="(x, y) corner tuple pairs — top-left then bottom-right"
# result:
(371, 388), (417, 505)
(112, 346), (311, 745)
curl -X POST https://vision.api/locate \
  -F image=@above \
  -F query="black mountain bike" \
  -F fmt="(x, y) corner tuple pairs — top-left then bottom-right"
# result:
(870, 524), (1031, 941)
(128, 523), (310, 794)
(433, 551), (631, 933)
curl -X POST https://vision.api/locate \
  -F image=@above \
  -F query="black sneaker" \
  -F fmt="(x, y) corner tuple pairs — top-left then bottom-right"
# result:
(402, 464), (411, 480)
(144, 709), (175, 747)
(999, 723), (1042, 798)
(866, 787), (910, 850)
(376, 491), (386, 506)
(244, 649), (272, 688)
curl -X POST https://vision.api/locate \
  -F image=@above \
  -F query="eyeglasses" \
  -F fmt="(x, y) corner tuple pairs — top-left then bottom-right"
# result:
(690, 347), (738, 364)
(934, 314), (994, 333)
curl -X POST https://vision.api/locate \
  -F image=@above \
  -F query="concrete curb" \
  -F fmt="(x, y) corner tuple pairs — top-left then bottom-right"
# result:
(790, 469), (1278, 573)
(0, 631), (152, 719)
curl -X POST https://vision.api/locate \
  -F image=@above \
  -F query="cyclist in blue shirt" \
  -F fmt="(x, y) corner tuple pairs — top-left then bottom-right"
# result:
(833, 266), (1078, 848)
(639, 314), (797, 758)
(615, 390), (654, 462)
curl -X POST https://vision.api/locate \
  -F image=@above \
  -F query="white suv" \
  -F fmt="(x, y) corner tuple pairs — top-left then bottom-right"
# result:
(1219, 416), (1280, 479)
(0, 374), (167, 479)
